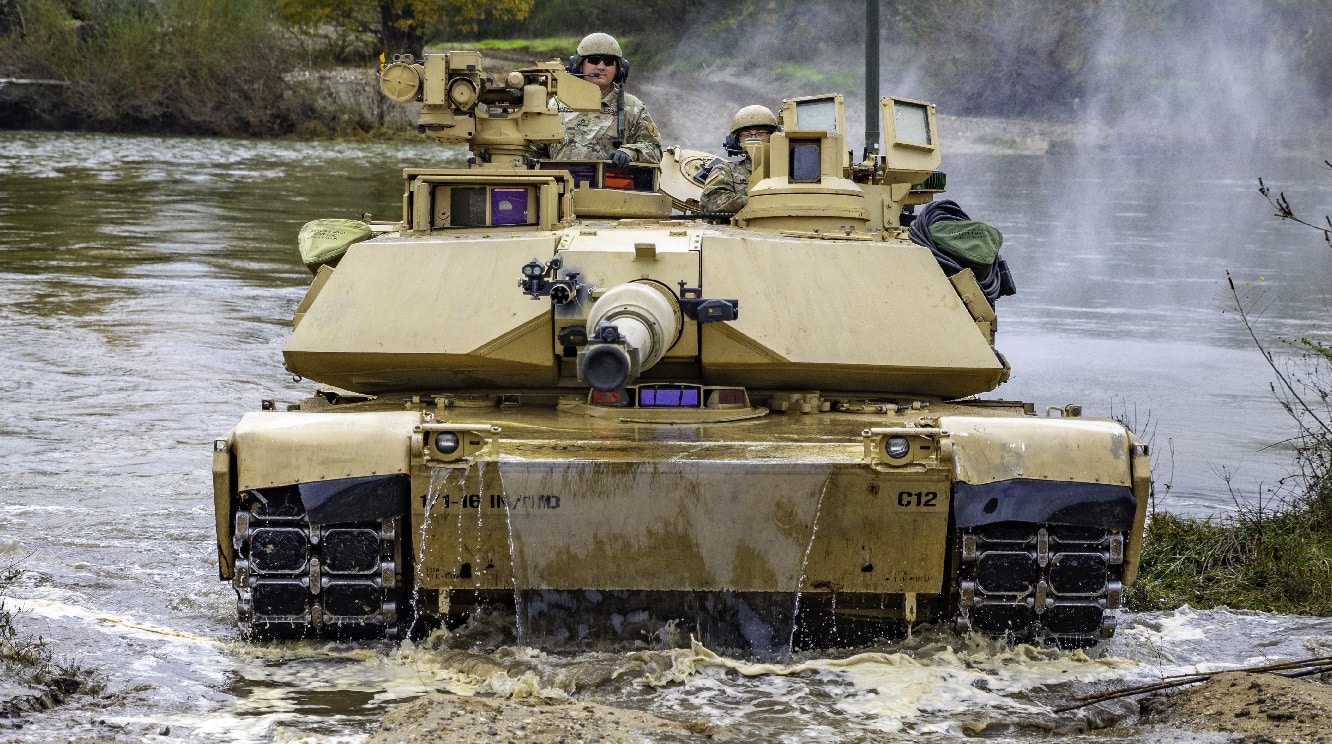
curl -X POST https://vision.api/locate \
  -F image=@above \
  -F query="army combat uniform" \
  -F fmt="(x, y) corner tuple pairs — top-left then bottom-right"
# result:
(699, 156), (753, 213)
(533, 85), (662, 164)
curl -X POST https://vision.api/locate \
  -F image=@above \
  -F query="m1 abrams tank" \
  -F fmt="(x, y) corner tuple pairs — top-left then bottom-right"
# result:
(211, 51), (1150, 654)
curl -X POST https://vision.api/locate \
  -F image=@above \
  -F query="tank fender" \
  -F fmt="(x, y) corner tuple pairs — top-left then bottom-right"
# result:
(217, 411), (419, 580)
(942, 415), (1140, 530)
(231, 410), (419, 492)
(952, 479), (1136, 530)
(213, 434), (237, 580)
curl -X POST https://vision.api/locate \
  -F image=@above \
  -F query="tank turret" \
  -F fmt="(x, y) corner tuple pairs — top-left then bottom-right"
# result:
(211, 48), (1150, 654)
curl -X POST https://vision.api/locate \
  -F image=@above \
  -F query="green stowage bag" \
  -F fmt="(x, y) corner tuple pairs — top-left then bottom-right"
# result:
(298, 219), (373, 274)
(928, 220), (1003, 272)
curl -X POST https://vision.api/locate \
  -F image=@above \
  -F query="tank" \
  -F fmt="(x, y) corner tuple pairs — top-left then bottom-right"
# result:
(211, 51), (1150, 654)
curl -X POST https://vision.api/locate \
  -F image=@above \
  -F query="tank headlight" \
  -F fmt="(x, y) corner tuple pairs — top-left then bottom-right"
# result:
(884, 436), (910, 459)
(434, 432), (460, 455)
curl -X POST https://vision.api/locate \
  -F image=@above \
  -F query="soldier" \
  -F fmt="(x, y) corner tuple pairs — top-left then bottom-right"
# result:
(533, 33), (661, 165)
(699, 105), (779, 214)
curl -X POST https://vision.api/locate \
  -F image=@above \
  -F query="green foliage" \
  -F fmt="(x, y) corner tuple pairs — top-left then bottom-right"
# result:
(273, 0), (534, 59)
(1304, 339), (1332, 363)
(437, 36), (575, 58)
(3, 0), (1331, 136)
(1130, 181), (1332, 617)
(975, 133), (1023, 151)
(1128, 505), (1332, 615)
(1, 0), (309, 135)
(768, 62), (859, 96)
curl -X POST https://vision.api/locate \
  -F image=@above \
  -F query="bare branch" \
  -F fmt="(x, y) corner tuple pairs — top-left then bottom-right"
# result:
(1259, 176), (1332, 247)
(1055, 655), (1332, 712)
(1226, 272), (1332, 437)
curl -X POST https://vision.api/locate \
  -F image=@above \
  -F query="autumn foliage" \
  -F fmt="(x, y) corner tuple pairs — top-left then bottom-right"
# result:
(273, 0), (534, 59)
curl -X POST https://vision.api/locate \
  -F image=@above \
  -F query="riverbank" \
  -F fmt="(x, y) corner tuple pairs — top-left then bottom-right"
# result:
(362, 665), (1332, 743)
(0, 590), (100, 730)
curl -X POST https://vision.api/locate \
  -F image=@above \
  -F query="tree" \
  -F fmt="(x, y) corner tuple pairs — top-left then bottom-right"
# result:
(894, 0), (1102, 118)
(273, 0), (533, 60)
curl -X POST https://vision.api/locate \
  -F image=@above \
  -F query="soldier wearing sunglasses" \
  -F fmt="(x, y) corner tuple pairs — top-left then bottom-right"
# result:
(532, 33), (661, 166)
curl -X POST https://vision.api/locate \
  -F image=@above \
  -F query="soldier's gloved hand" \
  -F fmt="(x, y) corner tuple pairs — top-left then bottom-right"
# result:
(610, 149), (632, 167)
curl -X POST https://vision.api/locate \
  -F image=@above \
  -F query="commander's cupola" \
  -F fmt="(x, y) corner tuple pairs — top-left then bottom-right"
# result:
(737, 94), (943, 233)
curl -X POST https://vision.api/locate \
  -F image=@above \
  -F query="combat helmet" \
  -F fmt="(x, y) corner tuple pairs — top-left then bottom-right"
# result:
(568, 33), (629, 83)
(577, 33), (623, 58)
(724, 104), (779, 155)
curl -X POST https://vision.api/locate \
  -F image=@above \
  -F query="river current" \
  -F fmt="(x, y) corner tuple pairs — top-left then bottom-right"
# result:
(1, 130), (1330, 741)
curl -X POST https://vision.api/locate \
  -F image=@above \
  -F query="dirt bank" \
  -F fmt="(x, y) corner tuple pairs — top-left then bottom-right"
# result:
(1143, 671), (1332, 743)
(367, 692), (736, 743)
(366, 668), (1332, 743)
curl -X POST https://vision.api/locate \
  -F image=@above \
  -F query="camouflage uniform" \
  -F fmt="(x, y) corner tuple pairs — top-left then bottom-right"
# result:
(534, 84), (662, 164)
(699, 156), (753, 213)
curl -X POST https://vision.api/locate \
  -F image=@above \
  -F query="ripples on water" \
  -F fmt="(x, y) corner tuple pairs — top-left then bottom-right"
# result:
(1, 130), (1331, 740)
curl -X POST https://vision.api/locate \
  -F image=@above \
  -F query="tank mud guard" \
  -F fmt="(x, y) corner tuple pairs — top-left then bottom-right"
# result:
(953, 478), (1137, 529)
(232, 475), (409, 639)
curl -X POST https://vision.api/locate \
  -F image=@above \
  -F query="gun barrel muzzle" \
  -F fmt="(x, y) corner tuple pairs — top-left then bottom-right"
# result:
(579, 282), (682, 391)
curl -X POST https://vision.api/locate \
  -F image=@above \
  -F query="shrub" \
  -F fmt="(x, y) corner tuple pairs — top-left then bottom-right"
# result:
(1, 0), (310, 135)
(1128, 225), (1332, 615)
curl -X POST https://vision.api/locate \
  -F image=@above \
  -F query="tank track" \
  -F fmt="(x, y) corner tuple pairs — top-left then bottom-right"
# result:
(955, 522), (1124, 647)
(232, 487), (404, 640)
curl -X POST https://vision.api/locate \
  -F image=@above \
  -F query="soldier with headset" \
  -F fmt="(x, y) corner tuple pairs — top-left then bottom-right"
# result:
(531, 33), (661, 165)
(699, 104), (779, 214)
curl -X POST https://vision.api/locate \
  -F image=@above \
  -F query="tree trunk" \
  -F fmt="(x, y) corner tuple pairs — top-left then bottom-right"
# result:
(379, 3), (424, 60)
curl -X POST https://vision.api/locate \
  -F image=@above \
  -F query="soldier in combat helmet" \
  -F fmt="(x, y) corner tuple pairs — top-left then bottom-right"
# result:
(532, 33), (661, 165)
(699, 104), (779, 213)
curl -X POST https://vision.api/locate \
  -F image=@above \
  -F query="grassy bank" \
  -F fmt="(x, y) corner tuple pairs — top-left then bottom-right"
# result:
(1128, 275), (1332, 616)
(0, 569), (102, 717)
(1128, 498), (1332, 615)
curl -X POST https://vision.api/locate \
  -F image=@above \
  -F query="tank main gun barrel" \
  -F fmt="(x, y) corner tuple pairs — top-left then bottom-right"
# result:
(579, 282), (683, 391)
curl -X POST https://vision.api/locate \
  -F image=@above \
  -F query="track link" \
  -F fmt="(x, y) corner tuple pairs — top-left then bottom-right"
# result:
(232, 486), (404, 639)
(956, 522), (1124, 646)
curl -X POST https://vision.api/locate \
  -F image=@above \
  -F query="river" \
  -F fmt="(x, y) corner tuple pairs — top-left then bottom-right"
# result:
(1, 129), (1330, 741)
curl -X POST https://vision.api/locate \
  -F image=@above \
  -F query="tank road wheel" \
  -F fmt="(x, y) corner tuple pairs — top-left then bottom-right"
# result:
(955, 523), (1125, 647)
(232, 486), (406, 640)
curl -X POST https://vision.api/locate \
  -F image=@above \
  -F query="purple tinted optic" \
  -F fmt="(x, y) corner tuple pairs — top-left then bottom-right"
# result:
(491, 188), (529, 225)
(638, 386), (700, 407)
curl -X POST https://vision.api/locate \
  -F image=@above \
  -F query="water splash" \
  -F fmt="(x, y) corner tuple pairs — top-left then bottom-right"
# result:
(787, 474), (832, 658)
(494, 462), (528, 645)
(410, 468), (452, 635)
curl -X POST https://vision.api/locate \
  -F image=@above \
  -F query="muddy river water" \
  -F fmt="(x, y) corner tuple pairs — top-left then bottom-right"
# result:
(1, 130), (1331, 741)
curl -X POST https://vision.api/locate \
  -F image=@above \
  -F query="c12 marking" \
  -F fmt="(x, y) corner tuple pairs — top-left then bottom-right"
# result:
(897, 490), (938, 507)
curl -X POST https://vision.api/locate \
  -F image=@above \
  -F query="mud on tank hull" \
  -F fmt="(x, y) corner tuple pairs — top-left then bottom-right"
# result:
(213, 398), (1149, 654)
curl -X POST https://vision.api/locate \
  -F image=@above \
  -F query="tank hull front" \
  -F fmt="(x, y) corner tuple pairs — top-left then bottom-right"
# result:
(214, 398), (1148, 652)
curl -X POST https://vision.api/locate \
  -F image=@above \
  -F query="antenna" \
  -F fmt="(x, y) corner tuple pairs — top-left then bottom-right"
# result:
(865, 0), (881, 154)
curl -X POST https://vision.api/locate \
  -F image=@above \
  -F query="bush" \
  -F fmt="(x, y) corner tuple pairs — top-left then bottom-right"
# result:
(1128, 232), (1332, 615)
(1, 0), (311, 136)
(1129, 506), (1332, 615)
